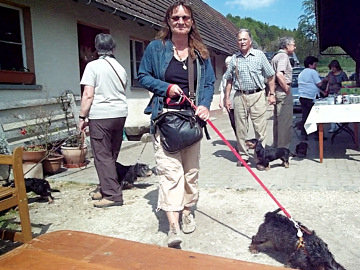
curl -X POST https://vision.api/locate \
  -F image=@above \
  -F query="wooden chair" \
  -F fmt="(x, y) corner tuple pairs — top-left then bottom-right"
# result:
(0, 147), (32, 243)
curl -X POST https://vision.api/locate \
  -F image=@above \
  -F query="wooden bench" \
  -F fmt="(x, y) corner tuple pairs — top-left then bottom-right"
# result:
(0, 147), (32, 243)
(0, 92), (79, 150)
(0, 230), (287, 269)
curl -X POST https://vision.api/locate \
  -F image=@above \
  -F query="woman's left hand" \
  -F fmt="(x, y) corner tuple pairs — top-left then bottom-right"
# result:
(195, 105), (210, 121)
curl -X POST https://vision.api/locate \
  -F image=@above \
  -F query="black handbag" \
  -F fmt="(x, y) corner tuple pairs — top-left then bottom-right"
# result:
(154, 110), (203, 153)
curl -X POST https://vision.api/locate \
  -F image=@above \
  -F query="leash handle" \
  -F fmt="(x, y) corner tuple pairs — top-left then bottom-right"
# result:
(182, 93), (292, 219)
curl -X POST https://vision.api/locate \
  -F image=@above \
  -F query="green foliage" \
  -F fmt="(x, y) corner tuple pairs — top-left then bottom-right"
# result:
(225, 0), (355, 74)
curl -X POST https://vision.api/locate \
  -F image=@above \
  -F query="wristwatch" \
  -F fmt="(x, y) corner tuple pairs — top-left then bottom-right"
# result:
(269, 93), (275, 96)
(79, 116), (86, 120)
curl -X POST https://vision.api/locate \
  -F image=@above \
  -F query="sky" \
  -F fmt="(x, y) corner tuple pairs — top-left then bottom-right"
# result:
(203, 0), (304, 30)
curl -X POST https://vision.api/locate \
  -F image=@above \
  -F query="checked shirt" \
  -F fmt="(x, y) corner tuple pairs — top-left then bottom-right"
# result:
(223, 48), (275, 91)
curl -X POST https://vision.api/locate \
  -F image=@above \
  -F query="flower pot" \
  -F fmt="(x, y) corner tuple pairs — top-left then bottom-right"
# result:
(61, 145), (87, 168)
(22, 149), (47, 163)
(0, 70), (35, 84)
(43, 154), (64, 175)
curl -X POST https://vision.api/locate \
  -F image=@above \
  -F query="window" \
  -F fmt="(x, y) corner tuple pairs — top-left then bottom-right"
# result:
(0, 4), (26, 71)
(130, 39), (146, 87)
(0, 3), (34, 85)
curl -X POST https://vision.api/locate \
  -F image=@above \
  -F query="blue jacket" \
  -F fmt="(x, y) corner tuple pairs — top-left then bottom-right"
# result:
(138, 39), (215, 132)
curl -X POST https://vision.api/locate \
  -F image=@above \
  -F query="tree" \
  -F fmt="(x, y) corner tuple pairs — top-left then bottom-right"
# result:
(298, 0), (317, 43)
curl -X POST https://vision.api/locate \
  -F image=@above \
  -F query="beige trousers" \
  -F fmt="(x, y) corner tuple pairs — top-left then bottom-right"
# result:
(233, 90), (268, 160)
(273, 85), (293, 148)
(153, 131), (200, 212)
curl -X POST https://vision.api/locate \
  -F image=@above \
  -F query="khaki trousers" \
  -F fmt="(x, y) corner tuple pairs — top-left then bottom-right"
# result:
(273, 85), (293, 148)
(153, 131), (200, 212)
(233, 90), (268, 160)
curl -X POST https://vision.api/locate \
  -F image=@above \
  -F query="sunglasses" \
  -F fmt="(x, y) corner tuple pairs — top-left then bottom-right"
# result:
(170, 16), (191, 22)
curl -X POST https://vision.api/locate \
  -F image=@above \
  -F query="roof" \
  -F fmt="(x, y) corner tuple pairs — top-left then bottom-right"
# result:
(316, 0), (360, 62)
(90, 0), (239, 55)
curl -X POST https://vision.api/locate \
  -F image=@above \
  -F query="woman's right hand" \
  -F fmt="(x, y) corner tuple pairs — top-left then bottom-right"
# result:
(78, 119), (88, 131)
(167, 84), (183, 98)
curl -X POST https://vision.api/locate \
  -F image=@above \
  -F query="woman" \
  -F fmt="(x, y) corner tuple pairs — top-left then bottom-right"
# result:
(298, 56), (326, 140)
(138, 1), (215, 247)
(79, 33), (128, 208)
(325, 60), (348, 132)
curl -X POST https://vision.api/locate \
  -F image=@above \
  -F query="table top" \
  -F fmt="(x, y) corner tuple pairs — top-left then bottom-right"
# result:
(304, 103), (360, 134)
(0, 230), (286, 270)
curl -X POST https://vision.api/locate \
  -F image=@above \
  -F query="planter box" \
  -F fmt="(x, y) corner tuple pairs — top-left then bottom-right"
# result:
(0, 70), (35, 84)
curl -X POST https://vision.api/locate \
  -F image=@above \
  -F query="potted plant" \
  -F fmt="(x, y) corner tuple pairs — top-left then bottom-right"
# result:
(15, 107), (64, 174)
(60, 131), (87, 168)
(0, 136), (11, 180)
(58, 91), (87, 168)
(0, 67), (35, 84)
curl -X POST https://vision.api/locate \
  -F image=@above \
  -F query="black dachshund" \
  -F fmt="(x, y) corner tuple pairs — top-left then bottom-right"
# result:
(115, 162), (155, 189)
(245, 139), (291, 170)
(249, 209), (345, 270)
(3, 178), (60, 203)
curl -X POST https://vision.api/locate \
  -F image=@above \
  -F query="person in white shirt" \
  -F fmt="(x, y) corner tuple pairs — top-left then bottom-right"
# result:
(298, 56), (327, 140)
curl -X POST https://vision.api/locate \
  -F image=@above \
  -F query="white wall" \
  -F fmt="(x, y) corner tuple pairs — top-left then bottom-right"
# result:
(1, 0), (223, 130)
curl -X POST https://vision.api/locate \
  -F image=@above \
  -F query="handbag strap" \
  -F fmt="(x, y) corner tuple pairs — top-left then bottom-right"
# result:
(188, 55), (195, 101)
(104, 58), (126, 91)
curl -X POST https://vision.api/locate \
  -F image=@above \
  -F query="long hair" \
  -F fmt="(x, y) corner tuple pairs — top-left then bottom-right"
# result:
(328, 60), (342, 71)
(156, 0), (209, 59)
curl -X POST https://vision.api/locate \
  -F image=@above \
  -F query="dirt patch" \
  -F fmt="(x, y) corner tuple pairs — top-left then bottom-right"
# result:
(0, 177), (359, 269)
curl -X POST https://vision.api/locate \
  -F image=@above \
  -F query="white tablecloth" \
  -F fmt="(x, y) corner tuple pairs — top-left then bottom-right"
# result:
(304, 103), (360, 134)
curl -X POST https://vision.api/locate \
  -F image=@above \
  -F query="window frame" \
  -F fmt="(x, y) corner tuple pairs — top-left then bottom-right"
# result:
(129, 37), (148, 88)
(0, 3), (35, 85)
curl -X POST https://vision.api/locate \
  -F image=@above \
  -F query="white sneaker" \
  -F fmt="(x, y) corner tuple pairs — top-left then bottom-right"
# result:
(181, 213), (196, 234)
(167, 224), (182, 247)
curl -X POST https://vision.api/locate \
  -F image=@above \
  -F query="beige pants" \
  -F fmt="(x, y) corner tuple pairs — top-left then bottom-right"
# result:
(234, 90), (268, 160)
(153, 131), (200, 212)
(273, 85), (293, 148)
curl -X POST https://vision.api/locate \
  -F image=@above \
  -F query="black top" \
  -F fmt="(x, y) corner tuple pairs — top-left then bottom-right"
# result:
(164, 56), (197, 110)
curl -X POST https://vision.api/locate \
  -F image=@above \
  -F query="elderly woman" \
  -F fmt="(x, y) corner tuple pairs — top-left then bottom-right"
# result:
(79, 33), (128, 208)
(138, 0), (215, 247)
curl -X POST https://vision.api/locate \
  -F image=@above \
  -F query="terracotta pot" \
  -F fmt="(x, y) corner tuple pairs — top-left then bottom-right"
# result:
(43, 154), (64, 175)
(22, 149), (47, 163)
(61, 145), (87, 168)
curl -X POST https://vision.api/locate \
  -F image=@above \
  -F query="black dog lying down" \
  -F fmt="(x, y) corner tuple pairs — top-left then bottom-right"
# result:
(115, 162), (155, 189)
(249, 209), (345, 270)
(245, 138), (291, 170)
(3, 178), (60, 203)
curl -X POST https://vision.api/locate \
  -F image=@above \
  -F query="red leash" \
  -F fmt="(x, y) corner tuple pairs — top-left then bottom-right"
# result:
(183, 94), (291, 219)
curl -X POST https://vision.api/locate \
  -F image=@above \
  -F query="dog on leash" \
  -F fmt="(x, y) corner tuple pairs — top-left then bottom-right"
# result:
(245, 139), (291, 170)
(3, 178), (60, 203)
(115, 162), (154, 189)
(249, 209), (345, 270)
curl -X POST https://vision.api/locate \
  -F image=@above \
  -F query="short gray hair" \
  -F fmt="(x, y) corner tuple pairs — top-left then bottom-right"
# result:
(95, 33), (116, 55)
(237, 28), (253, 41)
(278, 37), (295, 49)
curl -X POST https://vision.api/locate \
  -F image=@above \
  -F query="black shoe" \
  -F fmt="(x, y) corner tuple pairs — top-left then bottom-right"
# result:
(236, 159), (250, 167)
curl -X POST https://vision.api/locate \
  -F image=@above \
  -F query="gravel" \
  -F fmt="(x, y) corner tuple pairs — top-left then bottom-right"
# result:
(1, 176), (358, 269)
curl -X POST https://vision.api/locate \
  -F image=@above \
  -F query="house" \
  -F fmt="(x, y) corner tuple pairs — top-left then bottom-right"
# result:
(0, 0), (239, 143)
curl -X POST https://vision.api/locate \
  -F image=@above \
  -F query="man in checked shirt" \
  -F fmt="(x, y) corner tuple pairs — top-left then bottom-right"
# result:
(224, 29), (275, 167)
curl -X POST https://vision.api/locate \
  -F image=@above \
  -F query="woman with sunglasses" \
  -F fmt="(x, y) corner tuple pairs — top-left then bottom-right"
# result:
(138, 0), (215, 247)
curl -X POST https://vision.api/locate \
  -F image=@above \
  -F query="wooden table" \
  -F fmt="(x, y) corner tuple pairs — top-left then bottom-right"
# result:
(304, 102), (360, 163)
(0, 230), (287, 269)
